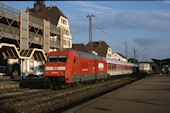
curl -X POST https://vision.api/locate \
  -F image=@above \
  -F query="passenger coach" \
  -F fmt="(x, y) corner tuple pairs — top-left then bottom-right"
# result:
(105, 58), (135, 76)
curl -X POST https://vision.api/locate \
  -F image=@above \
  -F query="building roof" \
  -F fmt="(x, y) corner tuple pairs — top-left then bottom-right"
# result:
(72, 43), (90, 53)
(27, 6), (67, 25)
(152, 58), (170, 66)
(86, 41), (109, 57)
(113, 52), (127, 59)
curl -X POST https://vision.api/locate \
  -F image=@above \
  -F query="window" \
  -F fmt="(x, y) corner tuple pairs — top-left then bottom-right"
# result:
(108, 48), (111, 51)
(48, 56), (67, 62)
(68, 41), (70, 46)
(112, 64), (116, 69)
(61, 18), (67, 25)
(63, 40), (70, 47)
(66, 30), (69, 36)
(67, 31), (70, 36)
(62, 29), (70, 36)
(108, 54), (111, 57)
(61, 18), (63, 24)
(64, 19), (67, 25)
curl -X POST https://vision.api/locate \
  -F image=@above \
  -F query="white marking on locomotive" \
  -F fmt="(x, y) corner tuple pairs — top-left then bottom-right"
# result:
(45, 67), (54, 70)
(82, 69), (88, 71)
(98, 62), (104, 69)
(57, 66), (66, 70)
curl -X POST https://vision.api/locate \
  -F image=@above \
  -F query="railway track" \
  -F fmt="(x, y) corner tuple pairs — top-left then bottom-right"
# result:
(0, 76), (140, 113)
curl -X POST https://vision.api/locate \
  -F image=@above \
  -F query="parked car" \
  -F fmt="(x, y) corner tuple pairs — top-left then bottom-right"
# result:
(0, 72), (6, 76)
(33, 70), (43, 76)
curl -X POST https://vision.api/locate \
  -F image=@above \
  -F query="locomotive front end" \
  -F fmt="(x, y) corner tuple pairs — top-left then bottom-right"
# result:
(44, 52), (69, 89)
(44, 55), (67, 77)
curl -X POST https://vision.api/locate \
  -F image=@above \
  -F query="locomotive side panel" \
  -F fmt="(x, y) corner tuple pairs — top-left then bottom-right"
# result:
(95, 60), (107, 79)
(70, 57), (107, 83)
(71, 57), (95, 82)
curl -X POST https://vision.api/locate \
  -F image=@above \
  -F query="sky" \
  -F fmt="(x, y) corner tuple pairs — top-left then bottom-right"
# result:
(1, 1), (170, 61)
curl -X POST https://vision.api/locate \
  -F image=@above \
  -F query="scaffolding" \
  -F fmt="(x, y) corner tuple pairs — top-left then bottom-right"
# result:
(0, 3), (60, 57)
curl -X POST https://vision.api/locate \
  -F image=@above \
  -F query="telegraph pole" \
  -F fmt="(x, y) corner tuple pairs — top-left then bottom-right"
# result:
(134, 48), (136, 72)
(125, 42), (127, 58)
(87, 15), (95, 42)
(123, 42), (127, 58)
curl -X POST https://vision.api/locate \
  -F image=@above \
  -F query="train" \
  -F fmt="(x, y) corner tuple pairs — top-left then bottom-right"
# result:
(44, 50), (138, 89)
(139, 62), (153, 74)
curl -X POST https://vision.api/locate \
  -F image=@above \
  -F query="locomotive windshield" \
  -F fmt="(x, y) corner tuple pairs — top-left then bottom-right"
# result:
(48, 56), (67, 62)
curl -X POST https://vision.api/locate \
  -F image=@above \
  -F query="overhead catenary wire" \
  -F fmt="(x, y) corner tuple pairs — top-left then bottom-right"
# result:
(1, 1), (86, 47)
(54, 2), (122, 42)
(1, 1), (149, 60)
(1, 2), (124, 45)
(54, 1), (135, 57)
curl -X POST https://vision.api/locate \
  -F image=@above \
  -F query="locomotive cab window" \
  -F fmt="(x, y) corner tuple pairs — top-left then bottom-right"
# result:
(48, 56), (67, 62)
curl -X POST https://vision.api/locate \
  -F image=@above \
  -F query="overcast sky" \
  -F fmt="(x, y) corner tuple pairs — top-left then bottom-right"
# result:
(1, 1), (170, 61)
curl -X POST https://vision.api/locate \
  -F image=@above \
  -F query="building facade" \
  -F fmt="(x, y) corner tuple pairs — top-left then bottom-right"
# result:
(112, 53), (128, 62)
(57, 16), (72, 49)
(28, 1), (72, 52)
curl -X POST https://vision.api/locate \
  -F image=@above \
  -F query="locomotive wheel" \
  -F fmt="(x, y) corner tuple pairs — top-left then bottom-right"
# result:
(44, 77), (52, 88)
(44, 77), (64, 90)
(49, 83), (56, 90)
(50, 78), (62, 90)
(50, 80), (57, 90)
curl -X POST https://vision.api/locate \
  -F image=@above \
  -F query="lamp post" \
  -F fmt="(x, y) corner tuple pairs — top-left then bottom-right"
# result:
(159, 60), (162, 75)
(122, 42), (127, 58)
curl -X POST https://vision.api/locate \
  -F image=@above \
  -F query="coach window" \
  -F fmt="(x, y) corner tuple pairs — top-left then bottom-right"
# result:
(108, 63), (111, 69)
(111, 64), (114, 69)
(113, 64), (116, 69)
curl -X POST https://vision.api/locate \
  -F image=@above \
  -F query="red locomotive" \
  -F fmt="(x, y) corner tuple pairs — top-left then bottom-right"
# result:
(44, 50), (107, 89)
(44, 50), (136, 89)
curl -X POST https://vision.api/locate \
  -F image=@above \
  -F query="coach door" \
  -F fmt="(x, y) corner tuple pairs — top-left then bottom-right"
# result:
(73, 57), (78, 74)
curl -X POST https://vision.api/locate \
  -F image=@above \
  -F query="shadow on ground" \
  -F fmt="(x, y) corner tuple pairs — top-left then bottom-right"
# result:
(19, 77), (47, 89)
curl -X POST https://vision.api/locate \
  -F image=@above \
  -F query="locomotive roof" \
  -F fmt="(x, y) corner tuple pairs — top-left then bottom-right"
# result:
(48, 50), (103, 60)
(105, 58), (136, 66)
(77, 51), (102, 60)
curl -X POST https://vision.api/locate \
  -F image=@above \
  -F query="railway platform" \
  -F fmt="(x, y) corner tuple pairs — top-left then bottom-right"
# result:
(0, 76), (44, 90)
(63, 74), (170, 113)
(0, 76), (19, 89)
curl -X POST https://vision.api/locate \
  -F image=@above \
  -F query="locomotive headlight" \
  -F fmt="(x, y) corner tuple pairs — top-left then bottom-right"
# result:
(46, 71), (51, 74)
